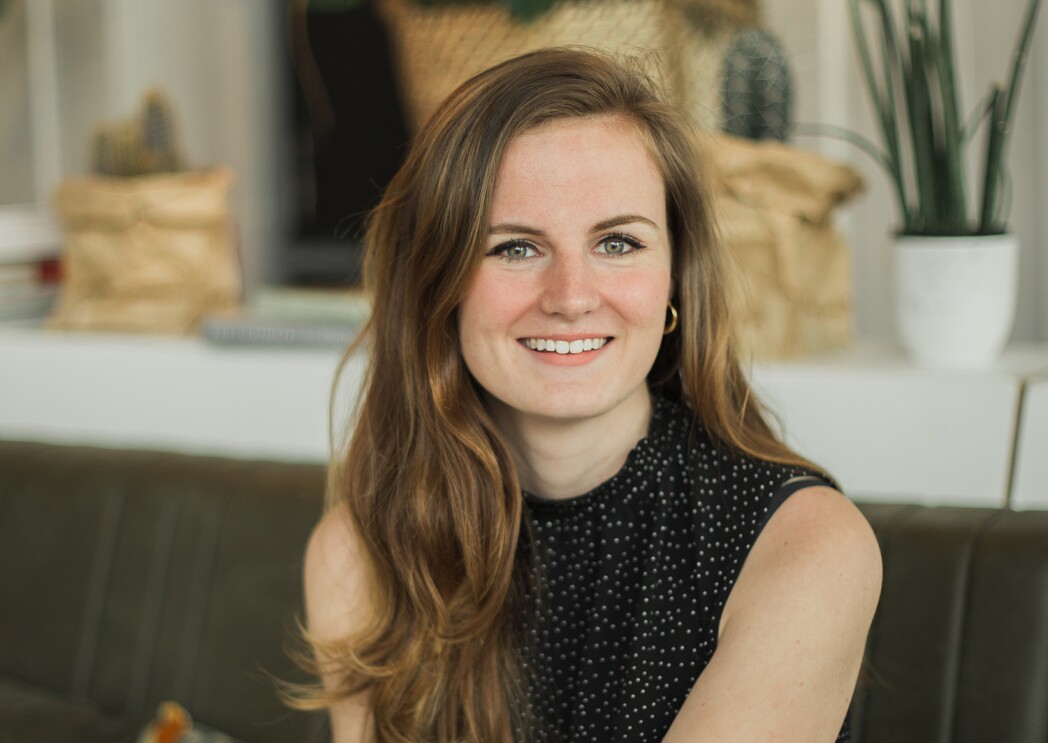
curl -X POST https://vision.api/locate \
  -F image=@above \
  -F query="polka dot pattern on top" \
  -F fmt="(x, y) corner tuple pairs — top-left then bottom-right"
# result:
(521, 395), (850, 742)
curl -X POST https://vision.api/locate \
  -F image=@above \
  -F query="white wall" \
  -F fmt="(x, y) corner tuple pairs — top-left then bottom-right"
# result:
(768, 0), (1047, 342)
(0, 1), (35, 204)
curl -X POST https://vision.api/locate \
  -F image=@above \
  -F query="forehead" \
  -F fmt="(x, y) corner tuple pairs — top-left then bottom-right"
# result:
(503, 115), (659, 172)
(492, 116), (666, 217)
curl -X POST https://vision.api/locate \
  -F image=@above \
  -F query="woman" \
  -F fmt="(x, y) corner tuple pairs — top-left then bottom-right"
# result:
(300, 47), (881, 742)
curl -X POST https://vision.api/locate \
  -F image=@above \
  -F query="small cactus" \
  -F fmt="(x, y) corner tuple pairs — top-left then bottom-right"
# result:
(91, 88), (186, 177)
(721, 28), (794, 142)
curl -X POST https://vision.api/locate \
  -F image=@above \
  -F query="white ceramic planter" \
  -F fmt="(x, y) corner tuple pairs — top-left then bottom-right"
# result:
(893, 233), (1018, 369)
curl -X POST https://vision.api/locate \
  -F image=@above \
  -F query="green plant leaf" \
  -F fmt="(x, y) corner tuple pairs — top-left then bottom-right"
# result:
(503, 0), (557, 21)
(852, 0), (913, 229)
(961, 88), (996, 143)
(835, 0), (1041, 235)
(794, 123), (895, 175)
(934, 0), (967, 232)
(977, 0), (1042, 233)
(1002, 0), (1044, 130)
(979, 86), (1008, 233)
(305, 0), (367, 10)
(905, 5), (940, 232)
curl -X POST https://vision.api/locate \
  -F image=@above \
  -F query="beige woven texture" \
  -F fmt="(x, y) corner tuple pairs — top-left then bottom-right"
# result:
(377, 0), (727, 133)
(708, 135), (863, 359)
(48, 169), (241, 334)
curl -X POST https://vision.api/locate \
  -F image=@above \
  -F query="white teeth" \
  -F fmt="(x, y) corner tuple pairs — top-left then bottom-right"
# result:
(523, 337), (607, 354)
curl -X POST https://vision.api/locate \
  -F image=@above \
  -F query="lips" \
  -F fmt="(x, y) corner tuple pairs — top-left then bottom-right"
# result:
(520, 337), (609, 354)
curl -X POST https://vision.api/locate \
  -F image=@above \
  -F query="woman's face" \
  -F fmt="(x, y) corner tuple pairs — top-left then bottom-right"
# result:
(457, 115), (673, 425)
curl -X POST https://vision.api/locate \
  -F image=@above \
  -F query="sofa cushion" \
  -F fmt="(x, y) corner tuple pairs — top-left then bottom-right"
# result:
(0, 442), (329, 743)
(954, 508), (1048, 741)
(0, 676), (144, 743)
(854, 503), (1048, 743)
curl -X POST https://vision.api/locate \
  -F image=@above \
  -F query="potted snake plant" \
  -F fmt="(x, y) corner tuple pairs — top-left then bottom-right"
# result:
(838, 0), (1042, 368)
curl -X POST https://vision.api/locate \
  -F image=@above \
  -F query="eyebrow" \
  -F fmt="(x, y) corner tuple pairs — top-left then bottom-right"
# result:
(488, 214), (660, 235)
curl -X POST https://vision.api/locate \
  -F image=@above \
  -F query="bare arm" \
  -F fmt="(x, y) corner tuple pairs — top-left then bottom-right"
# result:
(303, 506), (374, 743)
(662, 486), (882, 742)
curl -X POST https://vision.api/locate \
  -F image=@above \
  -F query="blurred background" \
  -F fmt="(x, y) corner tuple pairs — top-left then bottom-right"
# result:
(1, 0), (1045, 340)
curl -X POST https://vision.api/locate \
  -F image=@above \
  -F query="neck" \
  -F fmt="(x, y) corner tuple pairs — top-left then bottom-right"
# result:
(487, 389), (653, 501)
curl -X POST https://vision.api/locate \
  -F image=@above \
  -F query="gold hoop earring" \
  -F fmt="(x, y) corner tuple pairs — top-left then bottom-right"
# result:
(663, 301), (678, 335)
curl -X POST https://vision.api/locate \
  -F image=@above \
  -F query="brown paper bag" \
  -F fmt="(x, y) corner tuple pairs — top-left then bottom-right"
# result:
(707, 135), (863, 359)
(48, 169), (241, 334)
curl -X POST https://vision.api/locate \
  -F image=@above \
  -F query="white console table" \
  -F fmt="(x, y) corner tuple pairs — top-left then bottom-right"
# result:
(749, 340), (1048, 508)
(1012, 371), (1048, 510)
(0, 328), (364, 464)
(2, 329), (1046, 508)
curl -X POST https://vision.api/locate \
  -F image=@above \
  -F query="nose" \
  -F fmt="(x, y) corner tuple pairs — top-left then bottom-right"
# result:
(539, 253), (600, 319)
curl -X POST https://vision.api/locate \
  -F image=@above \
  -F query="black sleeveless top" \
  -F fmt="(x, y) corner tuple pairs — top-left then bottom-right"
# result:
(521, 396), (850, 742)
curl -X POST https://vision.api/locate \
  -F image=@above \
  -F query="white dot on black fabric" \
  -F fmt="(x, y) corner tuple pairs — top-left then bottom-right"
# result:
(521, 396), (850, 743)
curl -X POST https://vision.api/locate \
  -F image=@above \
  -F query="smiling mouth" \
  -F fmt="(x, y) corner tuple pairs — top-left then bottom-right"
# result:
(520, 337), (610, 354)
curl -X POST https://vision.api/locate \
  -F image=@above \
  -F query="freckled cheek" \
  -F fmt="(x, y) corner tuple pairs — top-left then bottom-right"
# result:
(608, 271), (672, 327)
(458, 272), (534, 339)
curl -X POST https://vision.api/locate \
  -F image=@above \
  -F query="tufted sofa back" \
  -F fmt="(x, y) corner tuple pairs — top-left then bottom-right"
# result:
(0, 441), (328, 743)
(853, 503), (1048, 742)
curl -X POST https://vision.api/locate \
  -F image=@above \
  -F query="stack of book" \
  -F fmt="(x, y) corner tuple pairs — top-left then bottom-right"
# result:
(0, 209), (63, 326)
(201, 285), (372, 348)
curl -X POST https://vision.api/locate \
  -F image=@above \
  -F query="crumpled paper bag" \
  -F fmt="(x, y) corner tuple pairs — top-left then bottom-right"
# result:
(48, 168), (241, 334)
(706, 134), (864, 359)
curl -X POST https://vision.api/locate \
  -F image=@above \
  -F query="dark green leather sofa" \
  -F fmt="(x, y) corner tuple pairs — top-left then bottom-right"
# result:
(1, 441), (1046, 742)
(854, 503), (1048, 742)
(0, 442), (328, 743)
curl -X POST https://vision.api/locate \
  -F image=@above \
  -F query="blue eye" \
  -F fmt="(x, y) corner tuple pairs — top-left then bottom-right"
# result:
(596, 233), (645, 256)
(488, 239), (537, 262)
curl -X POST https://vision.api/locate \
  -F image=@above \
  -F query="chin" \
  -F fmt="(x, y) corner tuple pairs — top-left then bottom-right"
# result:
(494, 383), (648, 425)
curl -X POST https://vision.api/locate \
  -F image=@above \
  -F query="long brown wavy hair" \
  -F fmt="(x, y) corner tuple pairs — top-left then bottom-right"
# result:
(293, 46), (815, 742)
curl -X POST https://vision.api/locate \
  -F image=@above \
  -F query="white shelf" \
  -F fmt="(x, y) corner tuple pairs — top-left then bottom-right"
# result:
(2, 330), (1047, 506)
(1012, 372), (1048, 510)
(0, 327), (361, 463)
(749, 339), (1048, 507)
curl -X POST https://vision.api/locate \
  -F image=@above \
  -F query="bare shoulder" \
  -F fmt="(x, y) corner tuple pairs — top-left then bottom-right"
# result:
(303, 505), (375, 743)
(723, 485), (882, 632)
(663, 486), (881, 740)
(304, 503), (371, 643)
(766, 485), (882, 591)
(761, 485), (881, 570)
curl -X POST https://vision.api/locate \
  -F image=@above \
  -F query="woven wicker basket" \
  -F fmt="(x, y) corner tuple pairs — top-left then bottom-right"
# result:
(377, 0), (728, 133)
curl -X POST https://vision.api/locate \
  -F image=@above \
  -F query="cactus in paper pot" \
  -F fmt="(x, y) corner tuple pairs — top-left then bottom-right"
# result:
(843, 0), (1042, 236)
(91, 89), (187, 177)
